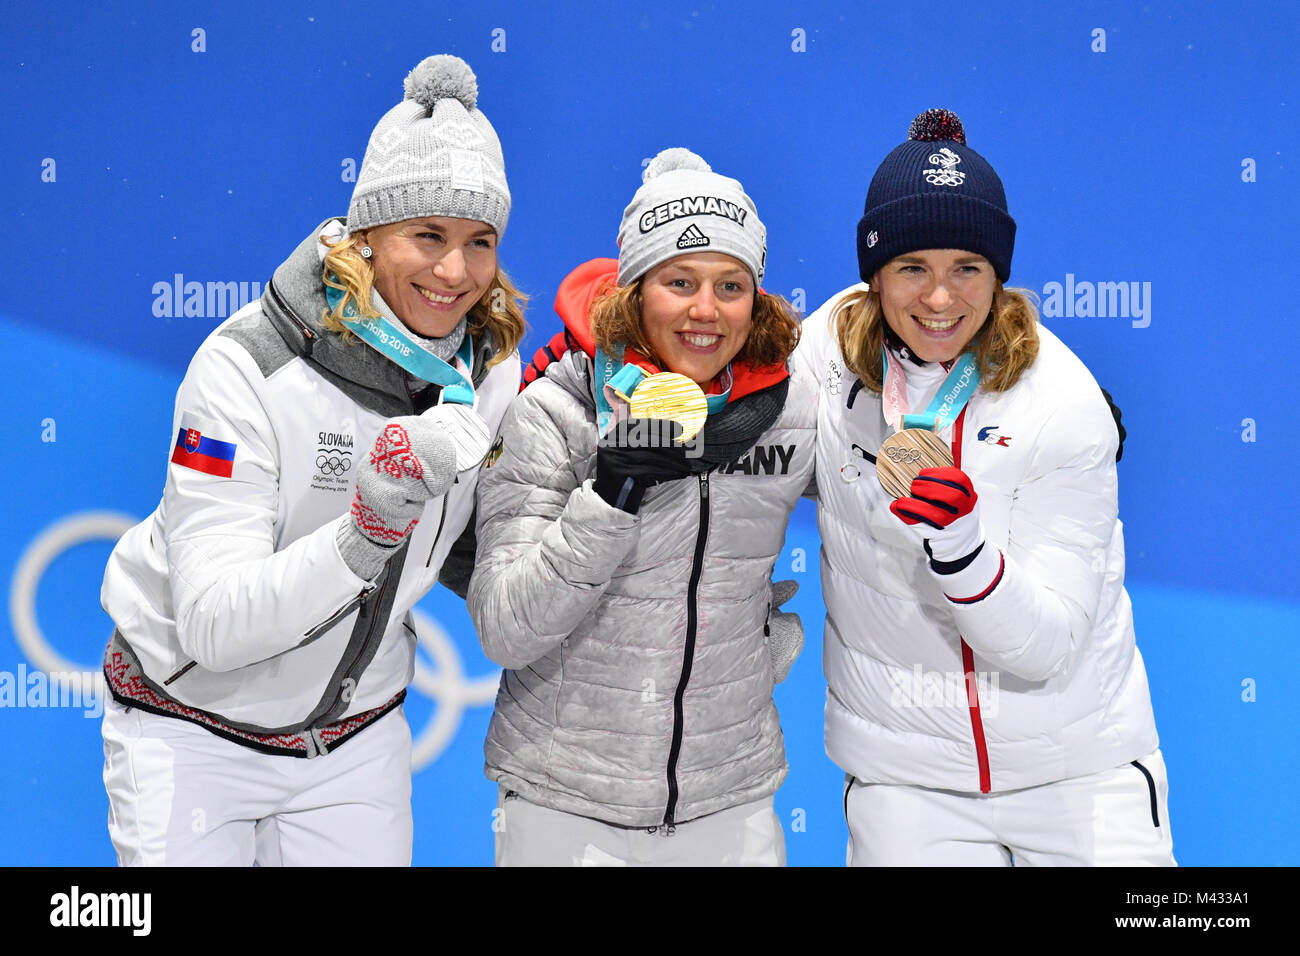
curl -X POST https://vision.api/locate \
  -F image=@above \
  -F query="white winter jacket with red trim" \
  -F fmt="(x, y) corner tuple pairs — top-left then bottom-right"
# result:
(794, 285), (1159, 793)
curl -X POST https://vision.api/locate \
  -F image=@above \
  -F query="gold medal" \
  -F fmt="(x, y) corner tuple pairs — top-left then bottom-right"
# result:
(621, 372), (709, 442)
(875, 428), (954, 499)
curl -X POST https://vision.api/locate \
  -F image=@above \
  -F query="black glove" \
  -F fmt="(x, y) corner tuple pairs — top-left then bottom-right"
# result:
(1099, 386), (1126, 463)
(593, 419), (694, 514)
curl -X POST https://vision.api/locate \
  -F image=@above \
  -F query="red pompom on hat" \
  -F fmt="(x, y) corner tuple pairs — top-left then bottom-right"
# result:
(856, 108), (1016, 283)
(907, 108), (967, 145)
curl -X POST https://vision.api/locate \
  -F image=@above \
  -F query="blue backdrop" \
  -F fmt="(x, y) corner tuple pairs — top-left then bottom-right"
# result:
(3, 0), (1296, 865)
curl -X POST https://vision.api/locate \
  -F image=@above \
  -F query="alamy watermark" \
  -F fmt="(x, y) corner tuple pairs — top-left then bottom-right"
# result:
(50, 886), (150, 936)
(0, 665), (103, 718)
(600, 417), (705, 459)
(152, 274), (264, 318)
(889, 664), (1000, 717)
(1040, 274), (1151, 328)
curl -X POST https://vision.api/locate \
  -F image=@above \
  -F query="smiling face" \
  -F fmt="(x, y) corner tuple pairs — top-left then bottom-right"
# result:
(361, 216), (498, 338)
(872, 249), (997, 364)
(638, 253), (755, 386)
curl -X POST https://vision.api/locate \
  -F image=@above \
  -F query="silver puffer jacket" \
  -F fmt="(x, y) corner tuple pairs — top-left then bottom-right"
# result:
(468, 266), (816, 828)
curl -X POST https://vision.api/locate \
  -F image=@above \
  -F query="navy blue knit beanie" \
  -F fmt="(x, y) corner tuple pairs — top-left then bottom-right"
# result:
(857, 109), (1016, 283)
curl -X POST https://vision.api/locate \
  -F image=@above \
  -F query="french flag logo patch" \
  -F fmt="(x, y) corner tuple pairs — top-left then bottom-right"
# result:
(170, 413), (237, 478)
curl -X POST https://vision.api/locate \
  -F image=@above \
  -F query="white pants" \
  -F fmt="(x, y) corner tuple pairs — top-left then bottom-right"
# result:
(494, 788), (786, 867)
(102, 697), (413, 866)
(845, 749), (1176, 866)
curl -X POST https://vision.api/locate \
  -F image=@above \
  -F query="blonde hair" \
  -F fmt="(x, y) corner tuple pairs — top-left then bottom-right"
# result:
(589, 280), (801, 373)
(833, 284), (1040, 393)
(319, 231), (526, 370)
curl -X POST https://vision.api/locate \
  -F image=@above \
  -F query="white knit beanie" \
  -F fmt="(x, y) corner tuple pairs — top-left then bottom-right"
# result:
(347, 54), (511, 237)
(616, 148), (766, 286)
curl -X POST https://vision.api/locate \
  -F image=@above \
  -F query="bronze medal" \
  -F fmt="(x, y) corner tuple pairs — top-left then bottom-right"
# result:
(621, 372), (709, 442)
(875, 428), (954, 499)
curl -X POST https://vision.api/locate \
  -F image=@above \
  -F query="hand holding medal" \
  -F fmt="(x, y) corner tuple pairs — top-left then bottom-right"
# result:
(422, 402), (493, 472)
(877, 427), (986, 566)
(875, 348), (973, 497)
(874, 348), (988, 565)
(889, 465), (986, 565)
(594, 369), (705, 514)
(875, 427), (954, 499)
(618, 371), (709, 442)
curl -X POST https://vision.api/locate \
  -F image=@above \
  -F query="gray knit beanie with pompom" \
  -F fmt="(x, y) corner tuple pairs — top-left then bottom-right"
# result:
(347, 54), (511, 237)
(616, 147), (767, 286)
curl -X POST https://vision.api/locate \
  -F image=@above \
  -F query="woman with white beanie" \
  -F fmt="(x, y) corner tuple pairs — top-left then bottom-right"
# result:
(470, 148), (813, 866)
(99, 55), (523, 866)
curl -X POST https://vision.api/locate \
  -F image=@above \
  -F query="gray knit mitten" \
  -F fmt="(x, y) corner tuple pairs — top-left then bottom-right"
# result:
(336, 412), (460, 580)
(766, 579), (804, 684)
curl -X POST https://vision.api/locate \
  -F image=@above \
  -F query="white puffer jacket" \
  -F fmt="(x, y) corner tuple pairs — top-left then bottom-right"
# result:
(794, 285), (1159, 793)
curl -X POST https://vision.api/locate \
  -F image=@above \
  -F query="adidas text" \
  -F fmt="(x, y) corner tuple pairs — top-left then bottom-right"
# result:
(677, 224), (710, 249)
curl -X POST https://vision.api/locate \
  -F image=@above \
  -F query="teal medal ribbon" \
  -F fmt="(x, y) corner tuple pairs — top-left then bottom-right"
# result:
(592, 344), (730, 435)
(881, 347), (980, 432)
(325, 282), (475, 405)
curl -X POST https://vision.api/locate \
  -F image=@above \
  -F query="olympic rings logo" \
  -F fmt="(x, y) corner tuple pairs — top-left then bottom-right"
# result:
(8, 512), (497, 772)
(883, 446), (923, 464)
(316, 454), (352, 476)
(924, 169), (965, 187)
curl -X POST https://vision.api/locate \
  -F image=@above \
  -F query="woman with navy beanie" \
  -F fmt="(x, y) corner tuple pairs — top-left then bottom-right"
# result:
(794, 109), (1174, 866)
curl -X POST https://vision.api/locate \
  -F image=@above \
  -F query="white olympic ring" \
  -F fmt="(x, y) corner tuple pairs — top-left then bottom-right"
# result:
(8, 511), (498, 771)
(407, 608), (500, 772)
(8, 511), (134, 693)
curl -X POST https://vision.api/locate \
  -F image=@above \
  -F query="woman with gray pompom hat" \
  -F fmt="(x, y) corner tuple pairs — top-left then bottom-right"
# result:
(99, 54), (524, 866)
(469, 147), (815, 866)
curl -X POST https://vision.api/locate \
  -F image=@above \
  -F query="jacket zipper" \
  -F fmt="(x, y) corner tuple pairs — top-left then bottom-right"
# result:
(321, 573), (392, 719)
(162, 660), (198, 686)
(267, 280), (316, 346)
(302, 587), (372, 646)
(664, 470), (710, 829)
(300, 575), (391, 758)
(951, 407), (992, 793)
(160, 587), (370, 686)
(425, 483), (453, 568)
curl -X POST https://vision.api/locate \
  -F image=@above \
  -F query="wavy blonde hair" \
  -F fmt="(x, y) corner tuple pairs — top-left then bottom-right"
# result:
(589, 280), (801, 373)
(833, 284), (1040, 394)
(319, 231), (526, 371)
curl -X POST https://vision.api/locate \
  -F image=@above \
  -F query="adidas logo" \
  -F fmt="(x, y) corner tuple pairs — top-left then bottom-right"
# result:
(676, 224), (710, 249)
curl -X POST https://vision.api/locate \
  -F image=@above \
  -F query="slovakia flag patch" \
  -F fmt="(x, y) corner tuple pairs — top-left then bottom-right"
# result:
(170, 413), (237, 478)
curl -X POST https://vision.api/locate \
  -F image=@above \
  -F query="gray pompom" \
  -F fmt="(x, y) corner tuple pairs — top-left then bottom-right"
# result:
(404, 54), (478, 112)
(643, 147), (712, 183)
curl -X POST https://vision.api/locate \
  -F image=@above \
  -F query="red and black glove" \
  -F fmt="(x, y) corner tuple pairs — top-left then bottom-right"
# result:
(890, 466), (986, 571)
